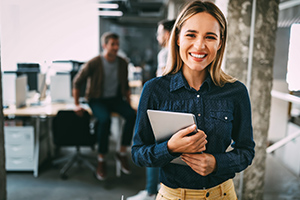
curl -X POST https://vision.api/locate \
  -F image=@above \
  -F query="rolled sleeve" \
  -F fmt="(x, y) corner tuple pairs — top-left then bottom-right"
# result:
(131, 80), (178, 167)
(212, 84), (255, 176)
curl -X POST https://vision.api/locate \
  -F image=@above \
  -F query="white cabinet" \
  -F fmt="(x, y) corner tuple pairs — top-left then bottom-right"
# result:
(4, 126), (35, 170)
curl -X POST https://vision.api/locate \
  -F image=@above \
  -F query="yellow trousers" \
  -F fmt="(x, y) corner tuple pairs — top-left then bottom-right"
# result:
(156, 179), (237, 200)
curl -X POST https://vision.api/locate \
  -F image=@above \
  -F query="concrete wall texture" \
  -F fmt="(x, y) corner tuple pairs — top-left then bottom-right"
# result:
(226, 0), (279, 199)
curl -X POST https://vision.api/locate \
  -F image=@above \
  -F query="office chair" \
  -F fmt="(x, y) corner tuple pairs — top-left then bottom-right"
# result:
(52, 110), (96, 179)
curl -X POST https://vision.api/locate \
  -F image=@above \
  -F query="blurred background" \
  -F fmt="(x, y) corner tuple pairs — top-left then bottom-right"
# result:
(1, 0), (300, 200)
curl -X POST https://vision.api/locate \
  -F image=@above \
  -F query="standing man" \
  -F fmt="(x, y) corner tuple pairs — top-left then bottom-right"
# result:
(156, 19), (175, 77)
(127, 19), (175, 200)
(73, 32), (136, 181)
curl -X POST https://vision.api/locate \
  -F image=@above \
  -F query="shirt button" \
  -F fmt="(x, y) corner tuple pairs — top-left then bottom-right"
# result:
(225, 116), (228, 120)
(206, 192), (210, 197)
(198, 114), (201, 117)
(197, 95), (200, 98)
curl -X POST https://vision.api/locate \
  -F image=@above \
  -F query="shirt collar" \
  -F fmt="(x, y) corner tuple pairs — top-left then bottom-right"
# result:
(170, 70), (187, 92)
(170, 70), (214, 92)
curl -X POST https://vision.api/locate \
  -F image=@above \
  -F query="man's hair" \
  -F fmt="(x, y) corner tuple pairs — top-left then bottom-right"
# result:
(158, 19), (176, 33)
(101, 32), (119, 45)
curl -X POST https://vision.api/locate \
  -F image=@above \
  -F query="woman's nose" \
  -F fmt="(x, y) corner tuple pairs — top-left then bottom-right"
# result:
(194, 38), (205, 50)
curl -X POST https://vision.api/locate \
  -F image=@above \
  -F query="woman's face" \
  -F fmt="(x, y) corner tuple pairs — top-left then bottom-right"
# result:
(177, 12), (221, 73)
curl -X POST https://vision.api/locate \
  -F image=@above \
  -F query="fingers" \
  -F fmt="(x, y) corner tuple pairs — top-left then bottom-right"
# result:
(178, 124), (197, 137)
(186, 130), (207, 152)
(181, 153), (216, 176)
(74, 107), (85, 117)
(74, 110), (84, 117)
(168, 125), (207, 154)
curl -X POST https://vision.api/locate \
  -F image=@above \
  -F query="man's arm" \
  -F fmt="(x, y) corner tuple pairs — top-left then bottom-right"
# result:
(73, 88), (81, 106)
(72, 88), (85, 116)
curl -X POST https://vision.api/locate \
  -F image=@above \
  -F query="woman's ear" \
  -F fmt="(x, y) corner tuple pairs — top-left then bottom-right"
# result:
(177, 37), (180, 46)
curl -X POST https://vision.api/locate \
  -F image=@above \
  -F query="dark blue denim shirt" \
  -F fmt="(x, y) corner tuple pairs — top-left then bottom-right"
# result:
(131, 70), (255, 189)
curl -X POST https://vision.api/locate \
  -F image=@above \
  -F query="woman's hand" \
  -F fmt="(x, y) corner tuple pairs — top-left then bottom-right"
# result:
(181, 153), (217, 176)
(167, 124), (207, 154)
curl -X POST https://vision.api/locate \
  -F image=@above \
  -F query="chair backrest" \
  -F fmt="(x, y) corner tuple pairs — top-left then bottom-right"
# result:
(52, 110), (96, 146)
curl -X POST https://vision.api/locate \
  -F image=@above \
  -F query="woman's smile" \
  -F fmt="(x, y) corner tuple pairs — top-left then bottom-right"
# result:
(177, 12), (222, 73)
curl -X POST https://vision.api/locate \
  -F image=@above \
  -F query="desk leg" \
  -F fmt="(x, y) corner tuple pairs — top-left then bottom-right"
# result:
(48, 117), (55, 158)
(116, 116), (123, 152)
(33, 117), (40, 177)
(116, 116), (122, 178)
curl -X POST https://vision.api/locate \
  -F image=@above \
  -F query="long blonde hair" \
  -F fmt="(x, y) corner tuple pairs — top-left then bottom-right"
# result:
(163, 0), (236, 87)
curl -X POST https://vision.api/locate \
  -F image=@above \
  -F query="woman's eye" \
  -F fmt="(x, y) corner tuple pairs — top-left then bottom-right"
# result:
(206, 36), (217, 40)
(186, 34), (195, 38)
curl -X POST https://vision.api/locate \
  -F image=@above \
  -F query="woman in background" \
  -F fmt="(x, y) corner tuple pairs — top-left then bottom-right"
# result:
(131, 1), (255, 199)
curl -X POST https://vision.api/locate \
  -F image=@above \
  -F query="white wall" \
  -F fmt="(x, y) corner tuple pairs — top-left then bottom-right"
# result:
(0, 0), (99, 71)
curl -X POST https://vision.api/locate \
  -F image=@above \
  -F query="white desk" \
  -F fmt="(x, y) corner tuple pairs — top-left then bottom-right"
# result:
(4, 102), (69, 177)
(3, 94), (140, 177)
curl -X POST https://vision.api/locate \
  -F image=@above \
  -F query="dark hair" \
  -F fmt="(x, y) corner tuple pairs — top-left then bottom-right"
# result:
(158, 19), (176, 33)
(101, 32), (119, 45)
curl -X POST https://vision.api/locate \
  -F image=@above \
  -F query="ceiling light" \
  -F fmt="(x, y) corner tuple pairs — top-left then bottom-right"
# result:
(99, 10), (123, 17)
(99, 3), (119, 9)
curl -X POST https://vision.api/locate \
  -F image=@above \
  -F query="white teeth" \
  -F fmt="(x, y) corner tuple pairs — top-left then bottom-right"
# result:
(190, 53), (205, 58)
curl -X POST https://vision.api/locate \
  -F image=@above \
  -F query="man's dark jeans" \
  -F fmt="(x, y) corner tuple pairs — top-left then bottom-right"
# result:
(89, 96), (136, 154)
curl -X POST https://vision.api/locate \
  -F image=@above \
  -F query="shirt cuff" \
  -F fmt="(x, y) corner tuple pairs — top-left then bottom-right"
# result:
(212, 153), (233, 176)
(155, 141), (181, 162)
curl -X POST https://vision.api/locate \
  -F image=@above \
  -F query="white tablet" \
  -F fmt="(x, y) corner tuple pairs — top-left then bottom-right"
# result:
(147, 109), (197, 165)
(147, 109), (197, 141)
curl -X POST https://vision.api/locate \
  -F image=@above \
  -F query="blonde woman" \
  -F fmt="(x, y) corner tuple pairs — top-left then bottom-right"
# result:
(131, 1), (255, 199)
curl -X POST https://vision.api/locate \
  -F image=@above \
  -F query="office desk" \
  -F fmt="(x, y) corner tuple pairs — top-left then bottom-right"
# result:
(4, 103), (69, 177)
(3, 94), (140, 177)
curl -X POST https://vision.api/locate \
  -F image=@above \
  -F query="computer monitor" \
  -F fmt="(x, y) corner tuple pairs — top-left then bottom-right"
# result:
(50, 60), (85, 98)
(16, 63), (40, 91)
(15, 75), (27, 108)
(50, 73), (72, 102)
(2, 73), (27, 108)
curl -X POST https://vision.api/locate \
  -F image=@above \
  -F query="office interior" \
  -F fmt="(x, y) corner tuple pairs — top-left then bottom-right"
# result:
(0, 0), (300, 199)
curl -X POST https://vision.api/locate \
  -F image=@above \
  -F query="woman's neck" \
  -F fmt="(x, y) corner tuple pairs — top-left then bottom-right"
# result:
(182, 67), (207, 91)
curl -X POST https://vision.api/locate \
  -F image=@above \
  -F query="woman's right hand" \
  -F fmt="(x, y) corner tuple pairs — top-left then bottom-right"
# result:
(167, 124), (207, 154)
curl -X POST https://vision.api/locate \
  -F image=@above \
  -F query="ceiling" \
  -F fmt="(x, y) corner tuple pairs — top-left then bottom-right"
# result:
(278, 0), (300, 27)
(98, 0), (168, 25)
(98, 0), (300, 27)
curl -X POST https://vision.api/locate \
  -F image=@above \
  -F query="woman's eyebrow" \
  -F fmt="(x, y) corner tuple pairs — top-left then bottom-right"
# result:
(207, 32), (219, 37)
(185, 29), (198, 33)
(185, 30), (219, 37)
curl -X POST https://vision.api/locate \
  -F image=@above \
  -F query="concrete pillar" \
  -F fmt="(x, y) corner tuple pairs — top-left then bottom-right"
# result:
(226, 0), (279, 199)
(0, 39), (7, 200)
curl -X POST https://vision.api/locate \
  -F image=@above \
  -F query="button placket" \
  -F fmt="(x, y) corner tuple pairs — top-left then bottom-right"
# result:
(196, 94), (201, 118)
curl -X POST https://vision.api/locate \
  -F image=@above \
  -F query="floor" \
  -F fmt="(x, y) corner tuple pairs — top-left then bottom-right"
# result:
(6, 124), (300, 200)
(6, 145), (147, 200)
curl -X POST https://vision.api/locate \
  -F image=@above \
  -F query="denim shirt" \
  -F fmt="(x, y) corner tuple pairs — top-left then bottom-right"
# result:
(131, 70), (255, 189)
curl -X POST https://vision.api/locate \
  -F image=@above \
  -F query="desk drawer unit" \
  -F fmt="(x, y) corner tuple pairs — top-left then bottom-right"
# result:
(4, 126), (34, 170)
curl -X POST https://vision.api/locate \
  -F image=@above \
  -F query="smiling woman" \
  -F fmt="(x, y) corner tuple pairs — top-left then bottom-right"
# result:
(131, 1), (255, 199)
(177, 12), (222, 90)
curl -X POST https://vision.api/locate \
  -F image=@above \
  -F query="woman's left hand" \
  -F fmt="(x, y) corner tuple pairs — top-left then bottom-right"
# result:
(181, 153), (217, 176)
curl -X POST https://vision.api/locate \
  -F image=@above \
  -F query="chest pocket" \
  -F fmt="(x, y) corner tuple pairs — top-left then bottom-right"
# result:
(210, 111), (233, 123)
(209, 111), (234, 142)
